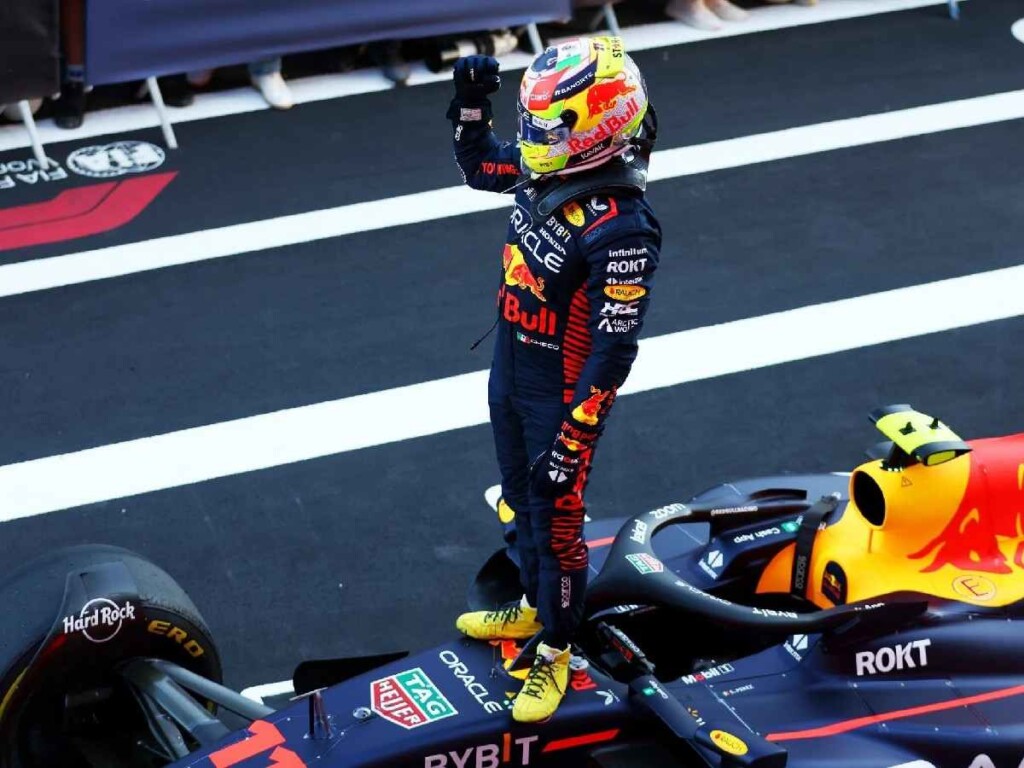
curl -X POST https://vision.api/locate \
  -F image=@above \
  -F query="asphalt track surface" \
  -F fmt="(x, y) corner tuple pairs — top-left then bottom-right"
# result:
(1, 0), (1023, 690)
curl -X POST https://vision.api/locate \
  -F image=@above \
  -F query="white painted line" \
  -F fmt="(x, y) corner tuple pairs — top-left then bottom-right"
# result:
(484, 484), (503, 512)
(650, 89), (1024, 180)
(0, 0), (964, 153)
(240, 679), (295, 704)
(1012, 17), (1024, 44)
(0, 184), (508, 298)
(1, 264), (1022, 521)
(2, 87), (1022, 300)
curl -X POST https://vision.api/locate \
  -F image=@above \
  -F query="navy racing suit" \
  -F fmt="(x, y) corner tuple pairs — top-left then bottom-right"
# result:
(449, 97), (661, 648)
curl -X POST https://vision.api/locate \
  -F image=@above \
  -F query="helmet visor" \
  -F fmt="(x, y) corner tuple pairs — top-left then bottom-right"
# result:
(517, 106), (570, 146)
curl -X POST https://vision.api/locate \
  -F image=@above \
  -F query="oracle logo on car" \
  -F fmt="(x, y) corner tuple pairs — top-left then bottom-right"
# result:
(438, 650), (504, 714)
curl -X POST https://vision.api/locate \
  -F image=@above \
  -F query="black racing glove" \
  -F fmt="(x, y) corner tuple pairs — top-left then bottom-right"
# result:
(452, 55), (501, 103)
(529, 420), (599, 499)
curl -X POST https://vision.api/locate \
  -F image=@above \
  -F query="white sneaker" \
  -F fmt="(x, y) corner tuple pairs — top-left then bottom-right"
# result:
(707, 0), (749, 21)
(665, 0), (722, 30)
(252, 71), (294, 110)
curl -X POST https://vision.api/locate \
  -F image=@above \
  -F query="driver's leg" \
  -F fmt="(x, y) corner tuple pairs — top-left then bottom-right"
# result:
(456, 392), (543, 641)
(513, 396), (593, 723)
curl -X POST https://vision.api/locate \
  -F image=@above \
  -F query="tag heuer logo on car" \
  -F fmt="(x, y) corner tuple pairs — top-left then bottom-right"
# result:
(67, 141), (166, 178)
(626, 553), (664, 575)
(62, 597), (137, 643)
(370, 668), (457, 729)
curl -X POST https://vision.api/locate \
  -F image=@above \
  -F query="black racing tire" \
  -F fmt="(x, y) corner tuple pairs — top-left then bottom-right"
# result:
(0, 544), (222, 768)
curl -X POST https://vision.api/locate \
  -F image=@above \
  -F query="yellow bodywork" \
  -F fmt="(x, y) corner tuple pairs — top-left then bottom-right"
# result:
(757, 433), (1024, 608)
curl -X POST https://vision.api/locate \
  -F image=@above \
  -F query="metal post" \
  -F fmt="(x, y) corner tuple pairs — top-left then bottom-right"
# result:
(526, 23), (544, 56)
(17, 101), (47, 166)
(148, 658), (274, 720)
(603, 4), (622, 36)
(122, 660), (230, 745)
(146, 76), (179, 150)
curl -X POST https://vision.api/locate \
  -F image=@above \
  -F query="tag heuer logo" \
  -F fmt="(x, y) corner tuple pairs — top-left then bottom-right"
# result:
(370, 668), (456, 729)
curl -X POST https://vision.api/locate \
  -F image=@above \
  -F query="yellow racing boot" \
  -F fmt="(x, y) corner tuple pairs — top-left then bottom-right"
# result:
(456, 598), (543, 641)
(512, 643), (570, 723)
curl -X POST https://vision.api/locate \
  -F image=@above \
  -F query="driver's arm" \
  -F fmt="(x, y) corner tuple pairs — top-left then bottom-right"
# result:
(565, 211), (661, 426)
(446, 55), (521, 194)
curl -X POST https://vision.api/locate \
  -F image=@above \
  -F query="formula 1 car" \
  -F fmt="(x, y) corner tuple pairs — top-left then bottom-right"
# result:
(3, 404), (1023, 768)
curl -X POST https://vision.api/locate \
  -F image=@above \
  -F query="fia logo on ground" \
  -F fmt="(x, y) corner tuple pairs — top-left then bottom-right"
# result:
(67, 140), (166, 178)
(0, 157), (67, 190)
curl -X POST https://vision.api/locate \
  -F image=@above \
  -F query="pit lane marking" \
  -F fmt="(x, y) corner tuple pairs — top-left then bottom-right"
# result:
(1, 263), (1023, 521)
(4, 86), (1023, 300)
(240, 679), (295, 704)
(0, 0), (969, 155)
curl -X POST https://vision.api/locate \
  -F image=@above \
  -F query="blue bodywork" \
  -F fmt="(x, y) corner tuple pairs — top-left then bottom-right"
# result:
(173, 474), (1024, 768)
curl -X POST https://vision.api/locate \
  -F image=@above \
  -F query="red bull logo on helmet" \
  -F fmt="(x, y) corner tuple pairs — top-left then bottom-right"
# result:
(568, 98), (640, 155)
(586, 73), (636, 118)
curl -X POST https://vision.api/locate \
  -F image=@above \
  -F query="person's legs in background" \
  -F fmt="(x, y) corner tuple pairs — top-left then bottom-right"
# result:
(249, 58), (294, 110)
(54, 0), (86, 129)
(368, 41), (410, 87)
(665, 0), (750, 30)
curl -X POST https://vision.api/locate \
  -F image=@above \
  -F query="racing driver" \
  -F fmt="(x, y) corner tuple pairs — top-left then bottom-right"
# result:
(448, 37), (662, 722)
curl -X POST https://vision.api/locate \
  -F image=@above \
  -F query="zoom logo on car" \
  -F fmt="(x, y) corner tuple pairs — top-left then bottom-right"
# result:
(62, 598), (137, 643)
